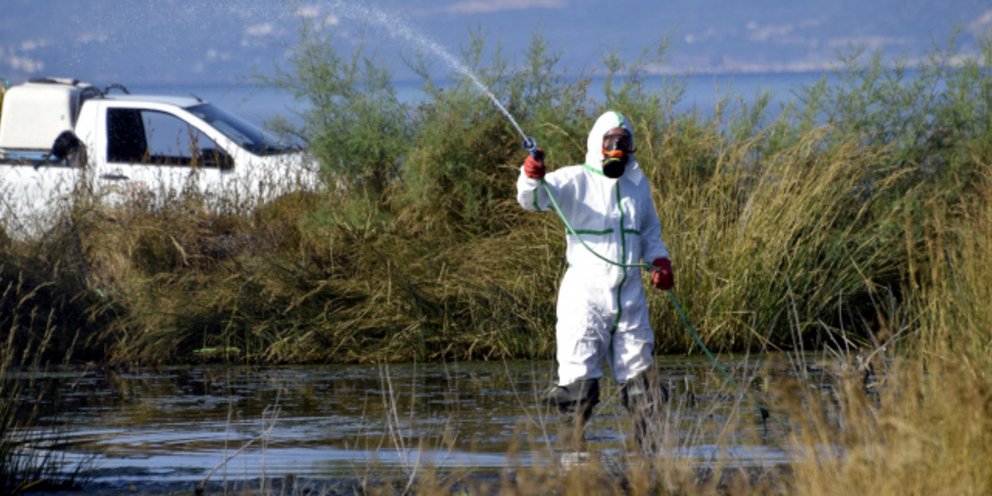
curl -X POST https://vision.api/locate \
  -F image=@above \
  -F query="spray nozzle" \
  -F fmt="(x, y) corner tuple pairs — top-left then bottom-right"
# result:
(522, 136), (538, 158)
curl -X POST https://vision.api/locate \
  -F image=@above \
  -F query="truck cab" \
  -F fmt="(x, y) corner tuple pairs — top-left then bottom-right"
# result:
(0, 78), (319, 236)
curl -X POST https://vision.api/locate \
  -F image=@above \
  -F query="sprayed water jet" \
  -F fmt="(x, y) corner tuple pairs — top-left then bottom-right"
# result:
(323, 0), (530, 142)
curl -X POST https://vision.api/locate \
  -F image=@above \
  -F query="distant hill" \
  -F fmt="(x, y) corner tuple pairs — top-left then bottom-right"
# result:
(1, 0), (989, 85)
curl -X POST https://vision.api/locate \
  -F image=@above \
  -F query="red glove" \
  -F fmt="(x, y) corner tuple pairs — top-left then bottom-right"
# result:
(523, 148), (545, 179)
(651, 258), (674, 291)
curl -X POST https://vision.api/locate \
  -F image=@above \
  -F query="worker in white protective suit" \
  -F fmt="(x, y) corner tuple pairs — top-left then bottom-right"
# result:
(516, 111), (674, 454)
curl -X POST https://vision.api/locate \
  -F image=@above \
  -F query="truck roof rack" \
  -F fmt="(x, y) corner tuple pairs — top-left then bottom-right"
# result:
(28, 77), (82, 86)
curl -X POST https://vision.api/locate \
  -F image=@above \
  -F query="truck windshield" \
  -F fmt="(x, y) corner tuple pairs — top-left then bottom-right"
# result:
(186, 103), (295, 156)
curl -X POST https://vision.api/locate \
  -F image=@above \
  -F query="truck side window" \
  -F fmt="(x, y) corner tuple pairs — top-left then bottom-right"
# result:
(106, 108), (232, 169)
(107, 109), (148, 163)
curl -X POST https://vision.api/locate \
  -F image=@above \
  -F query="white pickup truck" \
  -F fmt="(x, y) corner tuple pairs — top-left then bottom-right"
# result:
(0, 77), (320, 236)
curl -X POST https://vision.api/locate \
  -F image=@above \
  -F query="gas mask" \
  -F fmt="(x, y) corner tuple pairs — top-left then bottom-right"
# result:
(601, 129), (633, 179)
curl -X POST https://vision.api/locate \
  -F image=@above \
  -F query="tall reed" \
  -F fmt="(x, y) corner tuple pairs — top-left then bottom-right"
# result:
(0, 276), (85, 493)
(778, 145), (992, 496)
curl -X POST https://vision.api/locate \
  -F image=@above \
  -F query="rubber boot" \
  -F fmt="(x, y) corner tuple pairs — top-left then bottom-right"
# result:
(621, 371), (668, 456)
(546, 379), (599, 454)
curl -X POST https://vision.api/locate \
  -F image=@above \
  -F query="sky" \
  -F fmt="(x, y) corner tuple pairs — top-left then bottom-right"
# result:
(1, 0), (990, 87)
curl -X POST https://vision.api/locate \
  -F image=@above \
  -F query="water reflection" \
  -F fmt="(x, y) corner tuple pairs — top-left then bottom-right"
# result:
(18, 355), (823, 484)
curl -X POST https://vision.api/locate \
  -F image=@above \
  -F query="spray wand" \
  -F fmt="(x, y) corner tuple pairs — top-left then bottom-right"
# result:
(521, 136), (539, 158)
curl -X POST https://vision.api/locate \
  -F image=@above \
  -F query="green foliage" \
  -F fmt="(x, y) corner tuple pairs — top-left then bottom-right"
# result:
(262, 20), (413, 196)
(396, 31), (591, 238)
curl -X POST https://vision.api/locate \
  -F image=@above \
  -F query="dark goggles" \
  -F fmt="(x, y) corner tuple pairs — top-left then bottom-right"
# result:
(603, 131), (632, 152)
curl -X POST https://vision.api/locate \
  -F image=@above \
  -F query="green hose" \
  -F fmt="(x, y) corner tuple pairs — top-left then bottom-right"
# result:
(538, 178), (782, 428)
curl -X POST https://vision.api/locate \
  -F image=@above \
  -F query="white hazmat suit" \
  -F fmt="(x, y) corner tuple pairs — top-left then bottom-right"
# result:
(517, 111), (670, 389)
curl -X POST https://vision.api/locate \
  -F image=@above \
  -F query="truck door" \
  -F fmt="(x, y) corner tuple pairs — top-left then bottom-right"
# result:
(103, 107), (233, 207)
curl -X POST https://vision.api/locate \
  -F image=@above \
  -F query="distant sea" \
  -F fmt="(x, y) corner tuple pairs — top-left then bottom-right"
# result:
(128, 71), (833, 129)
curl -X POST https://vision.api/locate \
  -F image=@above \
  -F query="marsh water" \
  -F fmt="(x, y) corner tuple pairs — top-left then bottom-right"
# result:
(15, 355), (826, 490)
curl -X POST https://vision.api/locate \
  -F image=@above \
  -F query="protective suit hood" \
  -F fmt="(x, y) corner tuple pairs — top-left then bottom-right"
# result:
(585, 111), (643, 184)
